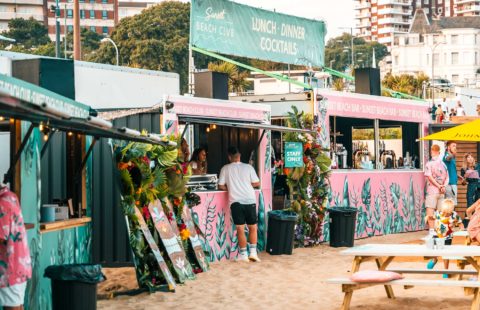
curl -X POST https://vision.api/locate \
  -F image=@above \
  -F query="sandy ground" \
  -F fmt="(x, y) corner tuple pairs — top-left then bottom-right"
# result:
(97, 231), (476, 310)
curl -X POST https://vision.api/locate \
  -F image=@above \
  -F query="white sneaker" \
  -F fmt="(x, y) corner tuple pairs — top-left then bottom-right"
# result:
(237, 255), (249, 262)
(248, 253), (261, 262)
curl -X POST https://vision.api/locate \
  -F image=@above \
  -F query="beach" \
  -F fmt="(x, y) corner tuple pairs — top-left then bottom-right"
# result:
(98, 231), (474, 310)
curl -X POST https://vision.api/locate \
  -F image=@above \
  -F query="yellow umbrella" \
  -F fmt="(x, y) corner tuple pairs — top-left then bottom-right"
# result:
(421, 118), (480, 141)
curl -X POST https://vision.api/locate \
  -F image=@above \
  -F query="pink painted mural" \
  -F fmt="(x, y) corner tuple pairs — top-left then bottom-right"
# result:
(324, 171), (426, 241)
(192, 190), (271, 262)
(315, 90), (431, 241)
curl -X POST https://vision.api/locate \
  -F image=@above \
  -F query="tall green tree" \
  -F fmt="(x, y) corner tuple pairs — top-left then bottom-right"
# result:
(1, 18), (50, 48)
(86, 1), (193, 93)
(64, 28), (103, 59)
(0, 18), (55, 56)
(325, 33), (388, 72)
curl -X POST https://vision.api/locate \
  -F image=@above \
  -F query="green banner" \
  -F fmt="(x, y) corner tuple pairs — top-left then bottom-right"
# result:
(190, 0), (326, 67)
(0, 73), (90, 118)
(284, 142), (304, 168)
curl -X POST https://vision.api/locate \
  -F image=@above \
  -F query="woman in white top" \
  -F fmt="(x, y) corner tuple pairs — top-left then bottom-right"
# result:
(190, 148), (208, 175)
(456, 101), (466, 116)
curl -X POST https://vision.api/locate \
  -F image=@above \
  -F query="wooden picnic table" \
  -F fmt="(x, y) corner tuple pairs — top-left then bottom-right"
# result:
(327, 243), (480, 310)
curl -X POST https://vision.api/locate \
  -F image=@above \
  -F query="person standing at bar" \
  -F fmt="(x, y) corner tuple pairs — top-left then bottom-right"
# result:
(425, 144), (449, 236)
(443, 141), (459, 207)
(218, 146), (261, 262)
(461, 153), (480, 208)
(0, 185), (31, 310)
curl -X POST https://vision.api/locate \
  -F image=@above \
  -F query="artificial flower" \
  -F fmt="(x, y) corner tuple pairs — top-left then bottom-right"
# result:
(117, 162), (129, 170)
(142, 206), (150, 220)
(173, 197), (182, 206)
(180, 228), (190, 240)
(142, 156), (150, 165)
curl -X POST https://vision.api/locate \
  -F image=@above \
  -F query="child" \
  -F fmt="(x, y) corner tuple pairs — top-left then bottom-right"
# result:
(466, 198), (480, 242)
(426, 199), (464, 274)
(433, 199), (463, 241)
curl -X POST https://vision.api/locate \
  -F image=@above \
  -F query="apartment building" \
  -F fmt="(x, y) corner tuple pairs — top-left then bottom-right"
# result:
(0, 0), (46, 31)
(355, 0), (479, 48)
(390, 10), (480, 87)
(118, 0), (155, 19)
(46, 0), (118, 40)
(454, 0), (480, 16)
(118, 0), (174, 20)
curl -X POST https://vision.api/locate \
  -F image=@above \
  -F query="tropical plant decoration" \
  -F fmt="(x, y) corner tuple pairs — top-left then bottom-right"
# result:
(283, 106), (331, 247)
(114, 133), (202, 290)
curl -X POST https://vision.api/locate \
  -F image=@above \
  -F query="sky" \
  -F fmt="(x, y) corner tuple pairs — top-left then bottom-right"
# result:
(179, 0), (355, 41)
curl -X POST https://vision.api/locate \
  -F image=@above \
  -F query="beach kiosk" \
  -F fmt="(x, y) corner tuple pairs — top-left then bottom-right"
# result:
(232, 89), (431, 241)
(0, 72), (169, 309)
(161, 95), (312, 261)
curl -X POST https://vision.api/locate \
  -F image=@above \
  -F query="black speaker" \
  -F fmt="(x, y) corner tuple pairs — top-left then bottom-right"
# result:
(11, 58), (75, 99)
(355, 68), (380, 96)
(194, 71), (228, 100)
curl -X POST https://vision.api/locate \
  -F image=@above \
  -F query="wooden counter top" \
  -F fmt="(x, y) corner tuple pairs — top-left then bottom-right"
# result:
(40, 217), (91, 234)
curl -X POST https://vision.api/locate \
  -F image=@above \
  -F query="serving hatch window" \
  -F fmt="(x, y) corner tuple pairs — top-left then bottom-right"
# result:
(41, 129), (86, 220)
(180, 120), (260, 179)
(330, 116), (421, 170)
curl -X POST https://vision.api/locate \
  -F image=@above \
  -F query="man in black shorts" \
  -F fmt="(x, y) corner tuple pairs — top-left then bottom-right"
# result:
(218, 146), (261, 262)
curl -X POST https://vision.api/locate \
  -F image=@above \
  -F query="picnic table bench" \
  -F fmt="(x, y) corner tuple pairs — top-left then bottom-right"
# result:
(326, 244), (480, 310)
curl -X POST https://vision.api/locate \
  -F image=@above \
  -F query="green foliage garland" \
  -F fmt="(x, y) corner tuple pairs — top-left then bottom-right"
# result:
(283, 106), (331, 247)
(115, 134), (202, 290)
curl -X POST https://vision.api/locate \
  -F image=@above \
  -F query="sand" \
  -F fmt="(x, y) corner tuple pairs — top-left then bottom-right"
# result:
(97, 231), (475, 310)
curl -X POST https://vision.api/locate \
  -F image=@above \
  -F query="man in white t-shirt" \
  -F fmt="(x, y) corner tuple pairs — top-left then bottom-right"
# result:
(218, 146), (261, 262)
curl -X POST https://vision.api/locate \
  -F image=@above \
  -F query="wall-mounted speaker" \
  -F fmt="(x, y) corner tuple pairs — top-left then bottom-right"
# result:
(355, 67), (381, 96)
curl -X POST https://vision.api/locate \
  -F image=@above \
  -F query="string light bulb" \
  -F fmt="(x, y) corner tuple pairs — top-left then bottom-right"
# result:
(43, 134), (49, 141)
(212, 124), (217, 130)
(0, 116), (4, 121)
(206, 127), (210, 133)
(39, 123), (44, 131)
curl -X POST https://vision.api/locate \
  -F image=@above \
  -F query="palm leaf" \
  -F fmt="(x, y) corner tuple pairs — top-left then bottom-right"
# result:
(156, 149), (179, 167)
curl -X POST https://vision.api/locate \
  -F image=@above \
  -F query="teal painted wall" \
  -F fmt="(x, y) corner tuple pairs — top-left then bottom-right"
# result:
(19, 122), (92, 310)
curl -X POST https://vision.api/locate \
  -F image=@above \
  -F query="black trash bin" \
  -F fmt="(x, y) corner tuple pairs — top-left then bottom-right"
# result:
(266, 210), (298, 255)
(44, 264), (106, 310)
(328, 207), (358, 247)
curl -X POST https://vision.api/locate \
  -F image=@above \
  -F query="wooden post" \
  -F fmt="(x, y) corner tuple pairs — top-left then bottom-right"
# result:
(375, 257), (396, 299)
(73, 0), (81, 60)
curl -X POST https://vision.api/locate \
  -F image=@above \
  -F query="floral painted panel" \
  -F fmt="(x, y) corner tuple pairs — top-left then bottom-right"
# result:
(323, 171), (426, 241)
(191, 189), (270, 262)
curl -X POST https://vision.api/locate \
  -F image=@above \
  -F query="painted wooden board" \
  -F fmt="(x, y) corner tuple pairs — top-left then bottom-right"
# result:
(148, 200), (195, 282)
(163, 198), (180, 235)
(134, 207), (176, 291)
(181, 206), (209, 272)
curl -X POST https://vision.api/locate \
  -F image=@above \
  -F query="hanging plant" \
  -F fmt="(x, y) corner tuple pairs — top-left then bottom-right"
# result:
(283, 106), (331, 247)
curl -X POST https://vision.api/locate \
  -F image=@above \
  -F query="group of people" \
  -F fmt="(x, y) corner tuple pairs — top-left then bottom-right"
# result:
(425, 141), (480, 242)
(424, 141), (480, 272)
(432, 100), (466, 123)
